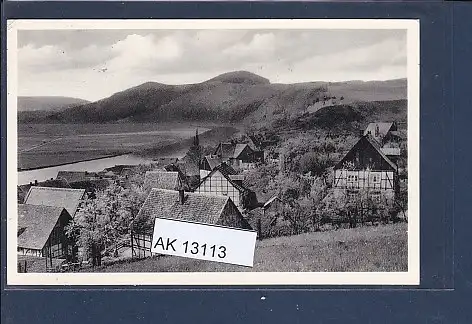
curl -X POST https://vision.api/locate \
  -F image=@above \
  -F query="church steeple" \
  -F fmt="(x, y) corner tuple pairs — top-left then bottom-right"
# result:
(193, 128), (199, 147)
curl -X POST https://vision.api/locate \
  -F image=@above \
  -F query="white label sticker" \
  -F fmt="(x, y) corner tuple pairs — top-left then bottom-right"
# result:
(150, 217), (257, 267)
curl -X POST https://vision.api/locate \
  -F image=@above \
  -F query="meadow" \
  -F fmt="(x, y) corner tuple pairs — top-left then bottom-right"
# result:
(94, 223), (407, 273)
(17, 123), (207, 170)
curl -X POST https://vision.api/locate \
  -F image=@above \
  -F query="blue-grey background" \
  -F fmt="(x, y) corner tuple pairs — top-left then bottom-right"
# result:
(2, 1), (470, 323)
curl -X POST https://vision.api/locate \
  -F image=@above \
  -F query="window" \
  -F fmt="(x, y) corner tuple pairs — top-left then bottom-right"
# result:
(371, 193), (381, 203)
(347, 174), (358, 182)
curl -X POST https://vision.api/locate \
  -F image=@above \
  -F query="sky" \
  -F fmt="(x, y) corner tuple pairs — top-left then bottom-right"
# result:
(17, 29), (407, 101)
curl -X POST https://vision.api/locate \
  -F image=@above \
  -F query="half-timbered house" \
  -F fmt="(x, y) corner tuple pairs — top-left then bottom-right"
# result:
(194, 163), (257, 210)
(17, 204), (73, 260)
(130, 188), (252, 258)
(333, 134), (399, 202)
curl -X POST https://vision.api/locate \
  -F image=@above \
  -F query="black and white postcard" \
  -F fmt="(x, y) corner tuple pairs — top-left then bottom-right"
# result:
(6, 19), (420, 285)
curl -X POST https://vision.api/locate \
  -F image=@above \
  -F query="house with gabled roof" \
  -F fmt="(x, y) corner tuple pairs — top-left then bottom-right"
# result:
(143, 170), (188, 191)
(23, 186), (86, 217)
(194, 163), (257, 210)
(17, 204), (73, 260)
(333, 134), (399, 202)
(213, 142), (262, 171)
(18, 178), (71, 204)
(199, 156), (237, 178)
(130, 188), (252, 257)
(364, 122), (397, 146)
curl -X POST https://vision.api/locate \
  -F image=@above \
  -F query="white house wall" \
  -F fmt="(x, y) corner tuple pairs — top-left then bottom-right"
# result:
(334, 170), (395, 190)
(200, 169), (211, 179)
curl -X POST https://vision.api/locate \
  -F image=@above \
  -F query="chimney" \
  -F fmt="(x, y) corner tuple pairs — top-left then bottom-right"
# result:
(179, 189), (185, 205)
(34, 180), (38, 185)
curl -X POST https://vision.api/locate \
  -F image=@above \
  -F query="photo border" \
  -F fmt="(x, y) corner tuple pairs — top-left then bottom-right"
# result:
(6, 18), (420, 286)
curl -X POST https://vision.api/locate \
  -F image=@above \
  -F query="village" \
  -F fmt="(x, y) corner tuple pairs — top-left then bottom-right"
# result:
(16, 121), (408, 273)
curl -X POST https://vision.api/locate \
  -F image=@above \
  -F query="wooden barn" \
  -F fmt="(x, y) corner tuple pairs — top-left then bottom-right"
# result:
(130, 188), (252, 258)
(17, 204), (73, 260)
(194, 163), (257, 210)
(143, 170), (188, 191)
(23, 186), (86, 218)
(333, 134), (399, 202)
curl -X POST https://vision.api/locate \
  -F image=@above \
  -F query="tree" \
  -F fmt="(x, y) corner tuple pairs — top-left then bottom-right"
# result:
(184, 128), (203, 169)
(66, 181), (148, 266)
(66, 198), (106, 266)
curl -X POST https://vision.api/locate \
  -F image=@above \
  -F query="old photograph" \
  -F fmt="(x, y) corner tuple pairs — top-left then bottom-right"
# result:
(6, 19), (419, 285)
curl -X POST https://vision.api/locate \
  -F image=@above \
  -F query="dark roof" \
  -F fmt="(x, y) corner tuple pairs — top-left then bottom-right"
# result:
(215, 142), (255, 160)
(214, 161), (238, 176)
(24, 187), (86, 216)
(217, 143), (236, 159)
(163, 164), (188, 182)
(334, 135), (397, 171)
(18, 179), (72, 204)
(233, 143), (251, 159)
(17, 204), (71, 250)
(69, 178), (112, 191)
(56, 171), (97, 183)
(103, 165), (135, 174)
(143, 171), (183, 191)
(248, 135), (263, 150)
(202, 155), (223, 170)
(135, 188), (234, 227)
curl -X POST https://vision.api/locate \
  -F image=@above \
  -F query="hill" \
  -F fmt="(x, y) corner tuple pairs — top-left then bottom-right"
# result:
(17, 96), (90, 111)
(277, 99), (407, 133)
(19, 72), (407, 127)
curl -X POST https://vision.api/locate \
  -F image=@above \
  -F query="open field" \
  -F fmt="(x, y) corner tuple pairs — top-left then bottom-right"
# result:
(17, 123), (209, 170)
(93, 223), (407, 273)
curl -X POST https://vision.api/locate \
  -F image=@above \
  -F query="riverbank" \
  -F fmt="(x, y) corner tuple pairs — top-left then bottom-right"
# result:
(18, 123), (213, 170)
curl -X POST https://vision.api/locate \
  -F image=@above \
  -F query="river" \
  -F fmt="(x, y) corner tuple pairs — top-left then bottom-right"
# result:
(18, 154), (156, 185)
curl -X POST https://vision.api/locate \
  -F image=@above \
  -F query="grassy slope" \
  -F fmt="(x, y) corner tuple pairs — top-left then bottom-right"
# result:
(94, 223), (407, 273)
